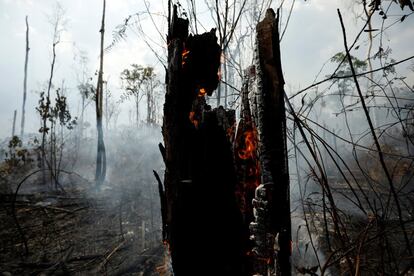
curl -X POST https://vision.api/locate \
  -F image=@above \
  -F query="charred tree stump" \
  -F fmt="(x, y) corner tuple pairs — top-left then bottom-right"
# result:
(249, 9), (292, 276)
(236, 9), (292, 276)
(233, 66), (262, 274)
(160, 6), (291, 276)
(161, 5), (247, 275)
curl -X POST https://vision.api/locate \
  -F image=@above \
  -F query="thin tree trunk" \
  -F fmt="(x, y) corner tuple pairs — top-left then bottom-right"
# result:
(147, 79), (151, 125)
(95, 0), (107, 187)
(147, 90), (150, 125)
(223, 47), (228, 109)
(50, 121), (55, 186)
(216, 75), (222, 106)
(12, 110), (17, 137)
(147, 79), (153, 125)
(80, 95), (85, 139)
(135, 94), (139, 127)
(105, 79), (109, 130)
(42, 31), (57, 186)
(363, 1), (377, 127)
(21, 15), (29, 139)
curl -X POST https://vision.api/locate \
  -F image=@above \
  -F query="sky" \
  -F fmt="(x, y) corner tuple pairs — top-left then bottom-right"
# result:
(0, 0), (413, 139)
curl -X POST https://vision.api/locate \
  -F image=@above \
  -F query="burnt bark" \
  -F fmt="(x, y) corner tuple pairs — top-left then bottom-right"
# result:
(249, 9), (292, 275)
(161, 6), (291, 276)
(161, 4), (247, 275)
(233, 66), (261, 274)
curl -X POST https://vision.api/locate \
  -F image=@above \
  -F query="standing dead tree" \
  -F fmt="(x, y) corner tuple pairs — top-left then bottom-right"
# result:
(12, 110), (17, 138)
(95, 0), (107, 187)
(248, 9), (291, 275)
(20, 15), (29, 139)
(39, 4), (65, 186)
(160, 4), (291, 275)
(232, 9), (292, 275)
(161, 4), (247, 275)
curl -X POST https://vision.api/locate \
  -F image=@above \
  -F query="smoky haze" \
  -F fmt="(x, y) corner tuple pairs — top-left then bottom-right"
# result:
(0, 0), (413, 275)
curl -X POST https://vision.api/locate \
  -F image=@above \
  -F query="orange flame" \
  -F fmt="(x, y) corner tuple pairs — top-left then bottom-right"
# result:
(238, 130), (257, 160)
(226, 124), (236, 142)
(198, 88), (206, 97)
(182, 49), (190, 66)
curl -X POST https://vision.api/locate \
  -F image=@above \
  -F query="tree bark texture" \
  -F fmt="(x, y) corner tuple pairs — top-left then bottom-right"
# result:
(249, 9), (291, 276)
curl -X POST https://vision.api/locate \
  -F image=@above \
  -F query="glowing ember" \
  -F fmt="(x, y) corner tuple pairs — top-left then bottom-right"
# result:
(182, 49), (190, 66)
(189, 111), (199, 128)
(226, 124), (236, 142)
(198, 88), (206, 97)
(238, 129), (257, 160)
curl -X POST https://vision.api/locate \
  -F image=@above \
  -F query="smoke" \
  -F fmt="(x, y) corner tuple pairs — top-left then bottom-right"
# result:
(71, 124), (164, 221)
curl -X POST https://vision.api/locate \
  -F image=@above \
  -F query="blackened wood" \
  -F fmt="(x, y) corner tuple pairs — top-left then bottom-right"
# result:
(153, 170), (166, 242)
(233, 70), (262, 275)
(253, 9), (292, 275)
(162, 5), (246, 275)
(158, 143), (166, 164)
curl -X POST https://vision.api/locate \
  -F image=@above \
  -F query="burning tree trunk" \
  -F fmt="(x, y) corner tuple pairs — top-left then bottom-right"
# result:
(161, 4), (247, 275)
(160, 6), (291, 276)
(233, 9), (291, 276)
